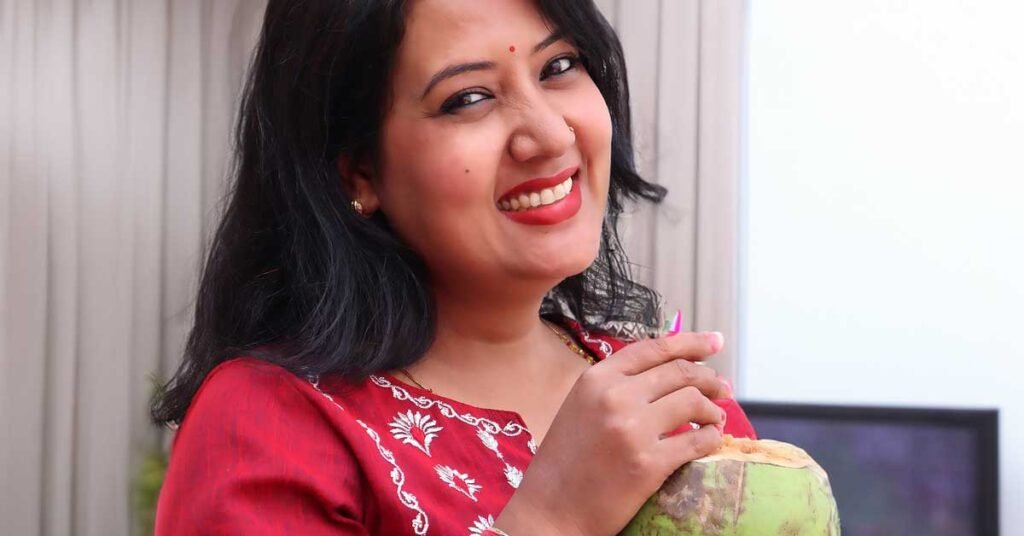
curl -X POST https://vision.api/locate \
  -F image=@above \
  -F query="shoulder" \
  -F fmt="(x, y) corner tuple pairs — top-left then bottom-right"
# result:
(189, 356), (302, 399)
(174, 358), (310, 433)
(175, 356), (361, 446)
(158, 357), (370, 533)
(171, 357), (342, 458)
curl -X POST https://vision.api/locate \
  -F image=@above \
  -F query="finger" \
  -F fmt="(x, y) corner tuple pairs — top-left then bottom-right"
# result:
(611, 331), (725, 376)
(646, 386), (725, 437)
(631, 359), (727, 402)
(654, 424), (724, 475)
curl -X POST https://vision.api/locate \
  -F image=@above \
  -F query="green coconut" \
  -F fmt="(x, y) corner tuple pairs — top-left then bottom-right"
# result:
(621, 436), (840, 535)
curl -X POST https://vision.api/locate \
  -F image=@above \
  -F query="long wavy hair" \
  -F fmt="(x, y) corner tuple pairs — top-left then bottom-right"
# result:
(153, 0), (667, 424)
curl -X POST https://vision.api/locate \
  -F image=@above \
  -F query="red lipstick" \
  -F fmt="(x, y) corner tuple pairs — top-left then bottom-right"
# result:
(498, 166), (578, 202)
(499, 167), (583, 226)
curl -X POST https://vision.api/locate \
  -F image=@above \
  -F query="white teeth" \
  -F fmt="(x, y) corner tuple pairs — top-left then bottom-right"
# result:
(540, 188), (555, 205)
(499, 174), (578, 211)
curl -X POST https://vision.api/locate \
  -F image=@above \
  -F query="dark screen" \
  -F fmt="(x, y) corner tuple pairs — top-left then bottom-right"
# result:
(742, 404), (998, 536)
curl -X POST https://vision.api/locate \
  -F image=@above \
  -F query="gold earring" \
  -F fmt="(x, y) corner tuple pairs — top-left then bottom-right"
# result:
(351, 199), (365, 215)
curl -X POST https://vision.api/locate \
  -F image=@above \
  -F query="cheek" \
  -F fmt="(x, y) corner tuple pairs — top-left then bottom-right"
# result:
(568, 77), (611, 140)
(385, 125), (471, 199)
(580, 83), (613, 138)
(576, 87), (614, 194)
(378, 124), (499, 241)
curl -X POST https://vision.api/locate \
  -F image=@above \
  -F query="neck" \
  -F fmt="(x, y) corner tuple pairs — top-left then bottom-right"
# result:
(416, 277), (563, 382)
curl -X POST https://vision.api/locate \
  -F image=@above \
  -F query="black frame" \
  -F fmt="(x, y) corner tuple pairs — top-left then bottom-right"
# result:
(739, 402), (1000, 536)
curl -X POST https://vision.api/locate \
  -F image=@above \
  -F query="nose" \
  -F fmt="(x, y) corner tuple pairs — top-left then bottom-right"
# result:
(507, 90), (575, 162)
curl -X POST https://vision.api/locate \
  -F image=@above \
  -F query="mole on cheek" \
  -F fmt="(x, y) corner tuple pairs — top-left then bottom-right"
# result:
(508, 45), (516, 53)
(465, 169), (470, 173)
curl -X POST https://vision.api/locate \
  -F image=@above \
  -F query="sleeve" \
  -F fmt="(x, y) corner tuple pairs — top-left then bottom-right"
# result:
(154, 359), (369, 536)
(716, 399), (758, 440)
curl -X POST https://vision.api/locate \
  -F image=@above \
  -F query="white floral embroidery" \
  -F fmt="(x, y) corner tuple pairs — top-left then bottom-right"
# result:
(435, 464), (482, 502)
(477, 429), (499, 454)
(477, 427), (525, 489)
(503, 463), (523, 489)
(389, 410), (444, 456)
(308, 377), (429, 535)
(356, 424), (430, 532)
(371, 375), (528, 437)
(469, 514), (495, 535)
(374, 375), (529, 491)
(527, 438), (538, 455)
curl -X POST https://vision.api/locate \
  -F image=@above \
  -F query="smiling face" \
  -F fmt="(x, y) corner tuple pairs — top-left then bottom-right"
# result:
(364, 0), (613, 295)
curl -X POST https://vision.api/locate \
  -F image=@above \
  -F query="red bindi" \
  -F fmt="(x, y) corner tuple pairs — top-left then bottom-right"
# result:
(509, 45), (516, 53)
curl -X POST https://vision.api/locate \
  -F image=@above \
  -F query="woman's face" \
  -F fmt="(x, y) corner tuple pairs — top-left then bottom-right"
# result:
(372, 0), (612, 294)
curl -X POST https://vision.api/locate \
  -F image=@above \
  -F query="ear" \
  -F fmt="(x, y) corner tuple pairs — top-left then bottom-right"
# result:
(336, 154), (382, 215)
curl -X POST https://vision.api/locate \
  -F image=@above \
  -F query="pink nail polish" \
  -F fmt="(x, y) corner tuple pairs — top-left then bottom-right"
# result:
(666, 310), (683, 337)
(720, 378), (734, 398)
(706, 331), (724, 353)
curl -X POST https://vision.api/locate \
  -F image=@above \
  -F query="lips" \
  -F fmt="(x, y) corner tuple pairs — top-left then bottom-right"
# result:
(498, 170), (583, 225)
(498, 166), (579, 204)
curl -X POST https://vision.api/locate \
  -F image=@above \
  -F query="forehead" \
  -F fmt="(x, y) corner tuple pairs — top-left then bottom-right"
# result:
(396, 0), (554, 81)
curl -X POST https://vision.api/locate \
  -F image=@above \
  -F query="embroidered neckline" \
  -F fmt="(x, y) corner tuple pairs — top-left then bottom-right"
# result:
(371, 316), (613, 423)
(378, 372), (530, 421)
(372, 374), (530, 438)
(372, 375), (529, 490)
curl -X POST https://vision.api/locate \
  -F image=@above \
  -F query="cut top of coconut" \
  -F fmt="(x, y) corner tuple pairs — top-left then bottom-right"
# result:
(694, 436), (830, 482)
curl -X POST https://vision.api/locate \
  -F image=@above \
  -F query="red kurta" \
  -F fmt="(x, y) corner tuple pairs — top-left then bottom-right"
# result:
(155, 320), (757, 535)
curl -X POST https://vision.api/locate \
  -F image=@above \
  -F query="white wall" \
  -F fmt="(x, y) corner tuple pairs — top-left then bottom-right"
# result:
(742, 1), (1024, 531)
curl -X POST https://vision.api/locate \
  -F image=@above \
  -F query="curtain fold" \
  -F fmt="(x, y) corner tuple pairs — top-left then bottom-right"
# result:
(602, 0), (746, 381)
(0, 1), (265, 534)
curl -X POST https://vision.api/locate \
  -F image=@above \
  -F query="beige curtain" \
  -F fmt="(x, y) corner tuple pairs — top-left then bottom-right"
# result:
(0, 0), (265, 534)
(0, 0), (743, 534)
(597, 0), (746, 381)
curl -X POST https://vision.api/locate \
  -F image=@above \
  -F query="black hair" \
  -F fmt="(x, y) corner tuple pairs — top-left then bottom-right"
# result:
(152, 0), (667, 425)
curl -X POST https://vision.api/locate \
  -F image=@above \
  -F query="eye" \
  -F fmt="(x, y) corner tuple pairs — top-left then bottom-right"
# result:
(541, 54), (580, 80)
(440, 90), (493, 114)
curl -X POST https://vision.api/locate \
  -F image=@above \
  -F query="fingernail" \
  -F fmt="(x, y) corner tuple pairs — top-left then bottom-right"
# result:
(715, 409), (728, 433)
(719, 379), (734, 399)
(706, 331), (724, 353)
(665, 310), (683, 337)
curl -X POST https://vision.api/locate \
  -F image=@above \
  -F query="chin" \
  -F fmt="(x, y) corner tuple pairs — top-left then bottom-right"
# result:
(559, 226), (602, 271)
(518, 242), (600, 281)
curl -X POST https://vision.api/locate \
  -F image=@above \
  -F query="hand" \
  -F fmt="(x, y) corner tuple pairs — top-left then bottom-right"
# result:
(494, 331), (730, 536)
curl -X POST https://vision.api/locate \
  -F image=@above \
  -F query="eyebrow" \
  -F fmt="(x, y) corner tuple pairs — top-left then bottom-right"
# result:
(419, 31), (564, 99)
(532, 31), (563, 54)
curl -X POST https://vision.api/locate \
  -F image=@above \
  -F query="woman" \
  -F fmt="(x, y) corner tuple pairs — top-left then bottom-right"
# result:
(153, 0), (756, 534)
